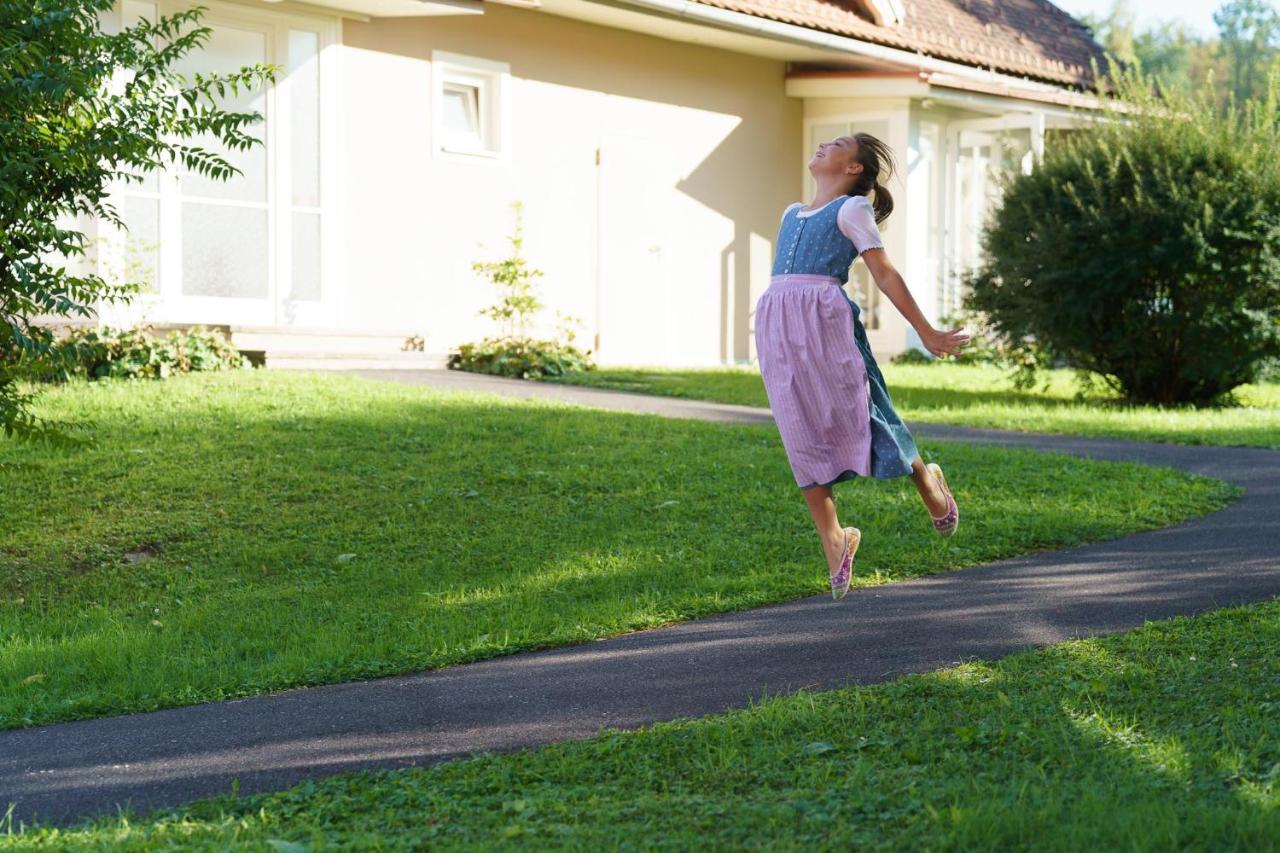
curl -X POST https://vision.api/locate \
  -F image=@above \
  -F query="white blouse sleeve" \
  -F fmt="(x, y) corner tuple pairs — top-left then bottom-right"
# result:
(836, 196), (884, 255)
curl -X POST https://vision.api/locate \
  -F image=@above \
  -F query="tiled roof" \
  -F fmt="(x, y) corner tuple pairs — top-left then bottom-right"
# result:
(691, 0), (1114, 89)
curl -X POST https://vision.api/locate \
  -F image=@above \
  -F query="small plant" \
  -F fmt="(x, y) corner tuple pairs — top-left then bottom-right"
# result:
(450, 201), (595, 380)
(471, 200), (545, 340)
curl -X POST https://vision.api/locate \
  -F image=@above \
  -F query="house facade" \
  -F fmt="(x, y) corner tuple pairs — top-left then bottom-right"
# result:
(93, 0), (1112, 367)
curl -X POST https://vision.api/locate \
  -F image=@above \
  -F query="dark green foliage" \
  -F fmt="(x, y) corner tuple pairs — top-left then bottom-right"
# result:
(447, 335), (595, 379)
(965, 61), (1280, 406)
(36, 325), (248, 381)
(0, 0), (274, 439)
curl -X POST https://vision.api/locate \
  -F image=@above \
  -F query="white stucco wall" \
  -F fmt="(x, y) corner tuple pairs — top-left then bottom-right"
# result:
(339, 3), (801, 366)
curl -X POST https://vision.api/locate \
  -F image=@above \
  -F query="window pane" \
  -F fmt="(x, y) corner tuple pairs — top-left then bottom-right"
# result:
(121, 2), (159, 191)
(442, 83), (482, 149)
(291, 212), (320, 301)
(181, 203), (268, 298)
(289, 30), (320, 208)
(123, 0), (155, 25)
(173, 24), (267, 203)
(122, 196), (159, 294)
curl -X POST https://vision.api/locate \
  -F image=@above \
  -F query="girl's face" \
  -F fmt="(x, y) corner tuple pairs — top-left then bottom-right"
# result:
(808, 135), (863, 183)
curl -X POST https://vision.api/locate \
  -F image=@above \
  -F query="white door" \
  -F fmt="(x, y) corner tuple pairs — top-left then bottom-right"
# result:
(111, 0), (337, 328)
(596, 132), (676, 366)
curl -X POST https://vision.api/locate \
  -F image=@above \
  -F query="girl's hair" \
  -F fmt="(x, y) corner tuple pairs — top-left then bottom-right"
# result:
(846, 132), (897, 224)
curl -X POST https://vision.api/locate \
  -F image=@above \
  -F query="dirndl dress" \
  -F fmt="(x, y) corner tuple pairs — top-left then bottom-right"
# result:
(755, 194), (919, 490)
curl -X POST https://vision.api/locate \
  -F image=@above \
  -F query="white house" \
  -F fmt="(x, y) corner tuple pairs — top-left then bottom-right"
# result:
(91, 0), (1114, 368)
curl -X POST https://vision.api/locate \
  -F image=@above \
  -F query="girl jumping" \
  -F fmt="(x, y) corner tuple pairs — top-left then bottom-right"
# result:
(754, 133), (970, 601)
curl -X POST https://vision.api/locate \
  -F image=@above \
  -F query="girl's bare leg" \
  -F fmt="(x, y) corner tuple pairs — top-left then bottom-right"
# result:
(802, 485), (849, 574)
(909, 457), (950, 517)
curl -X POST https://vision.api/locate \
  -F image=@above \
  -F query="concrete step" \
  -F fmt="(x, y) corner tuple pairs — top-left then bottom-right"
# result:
(229, 326), (424, 356)
(263, 351), (450, 371)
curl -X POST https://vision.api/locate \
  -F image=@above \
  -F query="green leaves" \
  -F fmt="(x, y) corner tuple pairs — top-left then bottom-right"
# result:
(470, 200), (547, 340)
(447, 335), (595, 380)
(0, 0), (276, 440)
(21, 324), (248, 384)
(965, 62), (1280, 406)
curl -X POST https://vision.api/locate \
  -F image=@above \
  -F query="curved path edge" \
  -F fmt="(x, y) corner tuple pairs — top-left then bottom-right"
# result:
(2, 369), (1276, 828)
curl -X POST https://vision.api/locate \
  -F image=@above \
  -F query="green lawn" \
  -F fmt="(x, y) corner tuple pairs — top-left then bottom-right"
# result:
(0, 371), (1236, 730)
(9, 597), (1277, 849)
(544, 363), (1280, 448)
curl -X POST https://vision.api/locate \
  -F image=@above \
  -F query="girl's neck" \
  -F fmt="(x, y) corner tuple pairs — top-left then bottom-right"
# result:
(807, 178), (853, 210)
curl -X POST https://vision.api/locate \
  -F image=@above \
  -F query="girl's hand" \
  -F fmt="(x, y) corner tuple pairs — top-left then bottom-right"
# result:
(920, 326), (970, 359)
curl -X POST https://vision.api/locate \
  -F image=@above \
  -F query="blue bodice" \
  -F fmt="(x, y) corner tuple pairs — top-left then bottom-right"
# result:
(770, 195), (858, 285)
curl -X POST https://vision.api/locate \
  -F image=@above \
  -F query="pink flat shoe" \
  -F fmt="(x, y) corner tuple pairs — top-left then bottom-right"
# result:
(926, 463), (958, 537)
(829, 526), (860, 601)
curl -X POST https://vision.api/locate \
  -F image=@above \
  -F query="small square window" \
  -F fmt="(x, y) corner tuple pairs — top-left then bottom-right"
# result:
(441, 81), (483, 152)
(433, 51), (508, 160)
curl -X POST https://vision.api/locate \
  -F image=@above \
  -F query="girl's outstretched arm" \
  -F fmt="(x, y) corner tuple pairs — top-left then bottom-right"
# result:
(861, 248), (969, 358)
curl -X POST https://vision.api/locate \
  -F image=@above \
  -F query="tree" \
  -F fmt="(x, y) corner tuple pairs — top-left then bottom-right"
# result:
(0, 0), (274, 440)
(471, 200), (545, 339)
(1077, 0), (1139, 69)
(1214, 0), (1280, 108)
(1080, 0), (1280, 111)
(1132, 19), (1205, 96)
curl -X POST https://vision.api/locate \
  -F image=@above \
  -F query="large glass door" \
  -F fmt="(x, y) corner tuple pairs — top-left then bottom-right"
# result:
(170, 13), (272, 322)
(109, 0), (336, 328)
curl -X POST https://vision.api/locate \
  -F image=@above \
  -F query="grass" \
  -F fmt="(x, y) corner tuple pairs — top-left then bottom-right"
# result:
(0, 371), (1237, 730)
(7, 596), (1278, 849)
(543, 363), (1280, 448)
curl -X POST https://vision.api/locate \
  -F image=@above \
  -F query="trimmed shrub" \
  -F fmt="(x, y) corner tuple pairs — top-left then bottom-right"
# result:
(33, 325), (248, 382)
(964, 62), (1280, 406)
(447, 335), (594, 380)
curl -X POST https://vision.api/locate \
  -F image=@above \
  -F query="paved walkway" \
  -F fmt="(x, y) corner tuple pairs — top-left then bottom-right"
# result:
(3, 369), (1277, 827)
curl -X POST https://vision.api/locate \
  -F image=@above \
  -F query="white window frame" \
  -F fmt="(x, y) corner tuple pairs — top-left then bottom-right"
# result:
(432, 50), (509, 163)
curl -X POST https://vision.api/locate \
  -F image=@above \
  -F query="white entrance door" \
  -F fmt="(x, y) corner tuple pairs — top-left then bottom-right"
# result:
(111, 0), (338, 328)
(596, 132), (676, 366)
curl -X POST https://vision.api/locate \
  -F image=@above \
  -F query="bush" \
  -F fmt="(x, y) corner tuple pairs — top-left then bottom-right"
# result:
(447, 335), (594, 380)
(964, 61), (1280, 406)
(30, 325), (248, 382)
